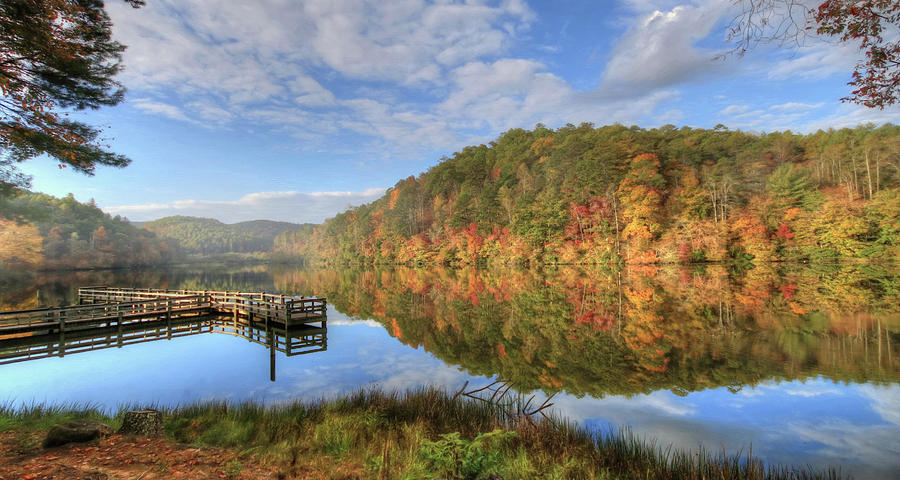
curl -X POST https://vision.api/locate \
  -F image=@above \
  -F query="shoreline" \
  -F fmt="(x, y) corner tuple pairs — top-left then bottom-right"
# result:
(1, 388), (842, 480)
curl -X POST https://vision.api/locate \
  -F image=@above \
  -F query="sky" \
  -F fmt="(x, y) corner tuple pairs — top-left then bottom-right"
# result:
(17, 0), (900, 224)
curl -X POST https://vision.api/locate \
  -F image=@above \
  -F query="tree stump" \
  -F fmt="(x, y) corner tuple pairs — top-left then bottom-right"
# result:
(44, 419), (112, 448)
(118, 409), (163, 437)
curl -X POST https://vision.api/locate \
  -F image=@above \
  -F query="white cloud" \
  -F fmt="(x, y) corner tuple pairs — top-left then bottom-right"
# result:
(305, 0), (531, 81)
(782, 386), (841, 397)
(436, 58), (678, 135)
(715, 100), (868, 132)
(622, 0), (687, 14)
(328, 319), (382, 328)
(105, 0), (545, 154)
(720, 104), (750, 115)
(109, 0), (533, 93)
(185, 100), (236, 124)
(289, 76), (337, 107)
(102, 188), (386, 223)
(256, 343), (479, 402)
(131, 98), (194, 123)
(440, 59), (572, 130)
(767, 41), (860, 81)
(788, 420), (900, 478)
(859, 384), (900, 426)
(600, 1), (731, 96)
(357, 353), (476, 393)
(803, 103), (900, 131)
(768, 102), (823, 112)
(654, 109), (685, 124)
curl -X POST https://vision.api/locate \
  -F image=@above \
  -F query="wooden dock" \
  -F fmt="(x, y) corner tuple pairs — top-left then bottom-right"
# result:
(0, 286), (326, 338)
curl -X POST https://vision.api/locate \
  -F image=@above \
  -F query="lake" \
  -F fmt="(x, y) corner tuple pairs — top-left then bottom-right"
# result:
(1, 263), (898, 478)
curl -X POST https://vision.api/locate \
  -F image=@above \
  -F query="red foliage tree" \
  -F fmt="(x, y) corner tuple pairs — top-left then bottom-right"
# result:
(814, 1), (900, 108)
(730, 0), (899, 107)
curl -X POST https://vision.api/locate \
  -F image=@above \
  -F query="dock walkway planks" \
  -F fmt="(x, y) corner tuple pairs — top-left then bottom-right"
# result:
(0, 287), (326, 338)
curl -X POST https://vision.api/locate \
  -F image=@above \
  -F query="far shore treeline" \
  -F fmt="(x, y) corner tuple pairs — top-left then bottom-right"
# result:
(274, 123), (900, 266)
(0, 195), (303, 270)
(0, 193), (179, 270)
(2, 123), (899, 271)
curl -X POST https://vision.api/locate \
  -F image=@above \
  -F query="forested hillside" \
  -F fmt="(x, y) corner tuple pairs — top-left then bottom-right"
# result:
(143, 216), (304, 255)
(0, 193), (178, 270)
(275, 124), (900, 265)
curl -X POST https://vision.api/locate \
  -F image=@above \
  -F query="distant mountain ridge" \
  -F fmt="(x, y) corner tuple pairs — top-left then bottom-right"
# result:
(143, 216), (306, 254)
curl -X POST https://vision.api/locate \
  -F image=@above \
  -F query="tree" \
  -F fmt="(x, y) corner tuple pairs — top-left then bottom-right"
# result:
(766, 163), (821, 210)
(617, 153), (666, 263)
(815, 1), (900, 108)
(729, 1), (899, 108)
(0, 217), (43, 268)
(0, 0), (143, 193)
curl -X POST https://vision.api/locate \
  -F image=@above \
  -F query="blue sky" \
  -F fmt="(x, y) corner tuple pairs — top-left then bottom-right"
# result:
(18, 0), (900, 223)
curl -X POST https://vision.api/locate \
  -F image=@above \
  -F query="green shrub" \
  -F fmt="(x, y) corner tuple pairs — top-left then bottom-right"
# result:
(418, 429), (516, 479)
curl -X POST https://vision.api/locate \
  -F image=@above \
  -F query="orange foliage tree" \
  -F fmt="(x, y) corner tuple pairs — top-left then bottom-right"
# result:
(0, 218), (43, 268)
(617, 154), (666, 263)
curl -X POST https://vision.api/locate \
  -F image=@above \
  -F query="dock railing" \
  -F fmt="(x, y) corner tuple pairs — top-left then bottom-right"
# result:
(77, 287), (326, 323)
(0, 287), (325, 338)
(0, 295), (210, 335)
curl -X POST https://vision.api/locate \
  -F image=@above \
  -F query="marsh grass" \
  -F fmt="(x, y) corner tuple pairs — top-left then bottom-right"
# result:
(0, 402), (117, 432)
(1, 389), (842, 479)
(0, 402), (118, 455)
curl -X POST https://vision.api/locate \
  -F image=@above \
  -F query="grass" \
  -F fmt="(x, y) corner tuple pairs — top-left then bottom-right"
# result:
(0, 402), (117, 432)
(0, 388), (843, 479)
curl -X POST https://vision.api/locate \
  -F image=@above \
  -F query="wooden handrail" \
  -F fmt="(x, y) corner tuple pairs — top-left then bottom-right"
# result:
(2, 287), (326, 336)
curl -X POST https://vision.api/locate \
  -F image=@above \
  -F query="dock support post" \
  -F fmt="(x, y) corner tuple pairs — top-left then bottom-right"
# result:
(233, 294), (239, 327)
(267, 326), (276, 382)
(166, 298), (173, 339)
(57, 310), (66, 357)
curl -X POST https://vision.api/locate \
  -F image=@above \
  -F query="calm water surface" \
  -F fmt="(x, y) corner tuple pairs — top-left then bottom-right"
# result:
(1, 264), (898, 478)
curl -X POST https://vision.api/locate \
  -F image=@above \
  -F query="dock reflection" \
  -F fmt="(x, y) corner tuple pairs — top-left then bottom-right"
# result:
(0, 315), (327, 381)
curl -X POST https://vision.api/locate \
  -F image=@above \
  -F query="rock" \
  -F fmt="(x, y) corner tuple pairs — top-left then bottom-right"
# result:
(118, 409), (163, 437)
(43, 419), (112, 448)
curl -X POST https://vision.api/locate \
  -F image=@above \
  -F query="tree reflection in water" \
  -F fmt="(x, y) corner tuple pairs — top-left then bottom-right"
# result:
(1, 263), (896, 396)
(270, 263), (898, 397)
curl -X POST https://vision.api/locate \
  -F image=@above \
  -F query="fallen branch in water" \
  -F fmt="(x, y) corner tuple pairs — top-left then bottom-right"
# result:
(456, 379), (556, 424)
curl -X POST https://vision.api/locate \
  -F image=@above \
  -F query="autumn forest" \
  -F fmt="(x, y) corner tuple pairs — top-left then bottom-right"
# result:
(274, 123), (900, 266)
(2, 123), (899, 272)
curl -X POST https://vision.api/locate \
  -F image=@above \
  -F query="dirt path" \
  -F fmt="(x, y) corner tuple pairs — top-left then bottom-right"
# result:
(0, 431), (284, 480)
